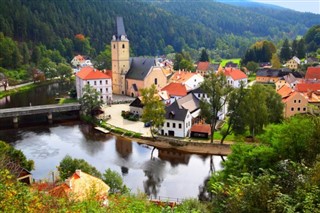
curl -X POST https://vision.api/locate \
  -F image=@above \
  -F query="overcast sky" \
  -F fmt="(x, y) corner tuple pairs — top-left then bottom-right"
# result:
(252, 0), (320, 14)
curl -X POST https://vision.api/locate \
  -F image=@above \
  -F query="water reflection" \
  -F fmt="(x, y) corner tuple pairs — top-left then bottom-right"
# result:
(0, 123), (223, 198)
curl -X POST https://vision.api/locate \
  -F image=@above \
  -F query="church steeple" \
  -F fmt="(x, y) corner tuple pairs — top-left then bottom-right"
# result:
(111, 17), (130, 95)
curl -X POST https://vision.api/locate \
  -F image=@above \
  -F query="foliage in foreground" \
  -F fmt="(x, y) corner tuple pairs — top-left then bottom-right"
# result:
(209, 115), (320, 212)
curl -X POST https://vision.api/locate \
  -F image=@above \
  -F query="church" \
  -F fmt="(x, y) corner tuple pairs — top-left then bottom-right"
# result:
(111, 17), (167, 97)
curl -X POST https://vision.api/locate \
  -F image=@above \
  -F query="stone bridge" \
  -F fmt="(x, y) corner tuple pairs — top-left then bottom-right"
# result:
(0, 103), (81, 125)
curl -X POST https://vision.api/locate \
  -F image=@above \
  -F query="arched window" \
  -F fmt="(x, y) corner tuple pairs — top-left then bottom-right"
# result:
(113, 44), (116, 49)
(122, 44), (125, 49)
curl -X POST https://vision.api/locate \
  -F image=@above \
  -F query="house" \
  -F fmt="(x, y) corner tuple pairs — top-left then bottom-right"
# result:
(161, 82), (188, 103)
(125, 58), (167, 97)
(159, 93), (200, 137)
(49, 170), (110, 203)
(196, 62), (221, 76)
(305, 57), (319, 65)
(285, 56), (300, 70)
(129, 97), (144, 116)
(277, 85), (308, 118)
(224, 68), (248, 88)
(259, 62), (272, 68)
(168, 70), (203, 91)
(256, 68), (281, 83)
(295, 80), (320, 93)
(76, 66), (112, 103)
(190, 123), (211, 138)
(111, 17), (167, 96)
(190, 87), (228, 120)
(305, 67), (320, 80)
(71, 55), (85, 67)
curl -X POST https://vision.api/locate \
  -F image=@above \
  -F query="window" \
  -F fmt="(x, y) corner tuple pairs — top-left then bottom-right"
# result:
(100, 96), (103, 100)
(294, 100), (296, 103)
(100, 89), (102, 93)
(179, 124), (182, 129)
(113, 44), (116, 49)
(198, 94), (200, 98)
(167, 122), (170, 127)
(122, 44), (125, 49)
(106, 88), (108, 92)
(303, 107), (306, 111)
(87, 81), (90, 85)
(291, 107), (294, 111)
(100, 80), (102, 85)
(298, 107), (300, 111)
(106, 80), (108, 84)
(94, 81), (96, 85)
(173, 123), (176, 128)
(298, 100), (301, 103)
(154, 78), (158, 85)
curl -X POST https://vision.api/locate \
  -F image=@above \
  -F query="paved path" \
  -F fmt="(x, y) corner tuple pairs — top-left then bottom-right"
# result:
(0, 82), (34, 92)
(101, 103), (151, 137)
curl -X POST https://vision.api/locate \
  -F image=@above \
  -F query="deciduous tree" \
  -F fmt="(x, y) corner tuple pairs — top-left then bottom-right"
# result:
(79, 84), (104, 116)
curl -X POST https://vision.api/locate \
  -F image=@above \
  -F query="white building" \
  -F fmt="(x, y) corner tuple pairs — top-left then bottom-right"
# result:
(224, 68), (248, 88)
(169, 71), (204, 91)
(76, 67), (112, 103)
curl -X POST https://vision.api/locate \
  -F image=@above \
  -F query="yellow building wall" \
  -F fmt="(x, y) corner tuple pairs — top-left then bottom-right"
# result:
(284, 93), (308, 118)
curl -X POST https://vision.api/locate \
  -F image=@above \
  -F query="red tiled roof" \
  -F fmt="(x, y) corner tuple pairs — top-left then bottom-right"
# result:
(197, 62), (210, 71)
(169, 71), (195, 83)
(277, 84), (293, 98)
(76, 67), (111, 80)
(161, 82), (187, 97)
(305, 67), (320, 80)
(224, 68), (247, 80)
(296, 82), (320, 92)
(190, 124), (211, 135)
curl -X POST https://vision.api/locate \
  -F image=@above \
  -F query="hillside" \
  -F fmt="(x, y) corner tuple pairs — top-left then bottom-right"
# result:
(0, 0), (319, 58)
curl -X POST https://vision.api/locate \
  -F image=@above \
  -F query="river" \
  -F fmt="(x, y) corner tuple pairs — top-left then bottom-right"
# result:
(0, 82), (223, 199)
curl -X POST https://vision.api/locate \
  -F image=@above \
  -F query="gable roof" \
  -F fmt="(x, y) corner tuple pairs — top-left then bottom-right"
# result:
(161, 82), (187, 97)
(256, 68), (280, 77)
(164, 101), (188, 121)
(129, 97), (144, 108)
(305, 67), (320, 80)
(169, 71), (196, 84)
(196, 61), (216, 71)
(126, 57), (156, 80)
(190, 124), (211, 135)
(296, 82), (320, 92)
(49, 170), (109, 201)
(277, 84), (293, 99)
(76, 67), (111, 80)
(176, 93), (200, 113)
(224, 68), (247, 80)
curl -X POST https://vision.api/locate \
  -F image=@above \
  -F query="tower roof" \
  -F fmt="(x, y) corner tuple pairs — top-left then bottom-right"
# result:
(116, 16), (126, 38)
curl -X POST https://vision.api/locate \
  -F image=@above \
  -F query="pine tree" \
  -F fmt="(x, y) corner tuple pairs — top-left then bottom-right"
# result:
(280, 38), (291, 62)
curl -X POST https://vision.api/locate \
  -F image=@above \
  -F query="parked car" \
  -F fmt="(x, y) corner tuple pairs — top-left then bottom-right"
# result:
(144, 121), (152, 127)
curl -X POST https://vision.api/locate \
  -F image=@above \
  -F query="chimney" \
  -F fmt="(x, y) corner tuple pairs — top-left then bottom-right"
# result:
(76, 169), (81, 177)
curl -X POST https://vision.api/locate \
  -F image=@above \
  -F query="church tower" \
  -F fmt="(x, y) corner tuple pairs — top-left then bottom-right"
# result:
(111, 17), (130, 95)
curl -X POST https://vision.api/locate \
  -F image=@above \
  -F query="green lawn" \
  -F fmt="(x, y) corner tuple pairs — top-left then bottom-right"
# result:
(212, 58), (241, 67)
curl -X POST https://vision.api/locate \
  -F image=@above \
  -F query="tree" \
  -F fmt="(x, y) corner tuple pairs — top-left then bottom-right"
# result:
(58, 155), (101, 180)
(292, 39), (298, 56)
(0, 73), (8, 91)
(220, 82), (247, 144)
(265, 86), (284, 124)
(102, 169), (129, 194)
(79, 84), (104, 116)
(199, 48), (209, 62)
(39, 58), (57, 79)
(93, 45), (111, 70)
(200, 72), (233, 143)
(140, 84), (165, 138)
(164, 45), (174, 55)
(296, 39), (306, 59)
(57, 63), (72, 81)
(245, 84), (268, 138)
(271, 53), (281, 69)
(280, 38), (291, 62)
(246, 61), (259, 72)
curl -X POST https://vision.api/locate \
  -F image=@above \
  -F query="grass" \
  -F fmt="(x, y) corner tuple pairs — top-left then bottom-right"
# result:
(100, 121), (142, 138)
(212, 58), (241, 67)
(58, 98), (78, 104)
(213, 131), (235, 141)
(248, 73), (256, 82)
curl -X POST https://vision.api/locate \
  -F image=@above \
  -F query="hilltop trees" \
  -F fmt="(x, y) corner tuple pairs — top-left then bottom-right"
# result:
(241, 40), (275, 65)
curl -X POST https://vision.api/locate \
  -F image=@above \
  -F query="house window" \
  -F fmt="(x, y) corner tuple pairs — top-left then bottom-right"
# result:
(100, 89), (102, 93)
(100, 96), (103, 100)
(179, 124), (182, 129)
(294, 100), (296, 103)
(173, 123), (176, 128)
(291, 107), (294, 111)
(298, 107), (300, 111)
(303, 107), (306, 111)
(87, 81), (90, 85)
(298, 100), (301, 103)
(94, 81), (96, 85)
(167, 122), (170, 127)
(154, 78), (158, 85)
(106, 88), (108, 92)
(122, 44), (125, 49)
(100, 80), (102, 85)
(106, 80), (108, 84)
(113, 44), (116, 49)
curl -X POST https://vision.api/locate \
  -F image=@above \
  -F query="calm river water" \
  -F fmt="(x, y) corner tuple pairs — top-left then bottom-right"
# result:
(0, 82), (223, 199)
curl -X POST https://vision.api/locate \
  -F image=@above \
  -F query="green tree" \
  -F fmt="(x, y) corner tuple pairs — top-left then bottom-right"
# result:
(93, 45), (111, 70)
(79, 84), (103, 116)
(265, 86), (284, 124)
(199, 48), (209, 62)
(39, 58), (57, 79)
(164, 45), (174, 55)
(292, 39), (298, 56)
(200, 72), (233, 143)
(140, 84), (165, 138)
(245, 84), (268, 138)
(102, 169), (129, 194)
(271, 53), (281, 69)
(297, 39), (306, 59)
(57, 63), (72, 81)
(280, 38), (291, 62)
(246, 61), (259, 72)
(58, 155), (101, 180)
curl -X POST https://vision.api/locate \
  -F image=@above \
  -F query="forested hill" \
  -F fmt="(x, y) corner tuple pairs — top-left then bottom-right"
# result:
(0, 0), (319, 58)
